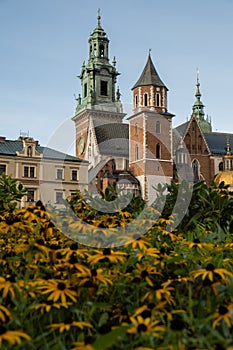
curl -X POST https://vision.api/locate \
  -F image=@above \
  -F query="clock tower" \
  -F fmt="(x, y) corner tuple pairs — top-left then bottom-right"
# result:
(72, 11), (125, 167)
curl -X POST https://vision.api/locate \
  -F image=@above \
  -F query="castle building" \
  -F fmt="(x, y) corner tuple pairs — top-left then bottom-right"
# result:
(73, 13), (233, 201)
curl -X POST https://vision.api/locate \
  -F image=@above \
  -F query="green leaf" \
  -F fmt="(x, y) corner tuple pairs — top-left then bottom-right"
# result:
(93, 326), (128, 350)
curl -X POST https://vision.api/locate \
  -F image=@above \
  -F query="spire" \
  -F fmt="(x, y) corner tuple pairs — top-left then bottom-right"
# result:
(192, 70), (212, 132)
(132, 52), (167, 89)
(97, 8), (101, 27)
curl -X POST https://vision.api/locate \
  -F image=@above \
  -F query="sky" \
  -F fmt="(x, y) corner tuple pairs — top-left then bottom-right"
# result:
(1, 0), (233, 154)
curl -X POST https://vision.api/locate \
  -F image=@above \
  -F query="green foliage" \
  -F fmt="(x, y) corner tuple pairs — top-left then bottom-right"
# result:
(0, 173), (28, 214)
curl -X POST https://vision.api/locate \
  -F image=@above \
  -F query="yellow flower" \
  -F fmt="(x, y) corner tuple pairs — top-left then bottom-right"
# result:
(30, 299), (71, 314)
(72, 342), (94, 350)
(212, 304), (233, 329)
(133, 263), (162, 287)
(127, 315), (165, 336)
(0, 276), (17, 298)
(87, 248), (126, 265)
(39, 279), (77, 304)
(0, 305), (11, 323)
(49, 320), (92, 333)
(0, 326), (30, 346)
(77, 267), (113, 286)
(191, 263), (233, 283)
(142, 280), (175, 305)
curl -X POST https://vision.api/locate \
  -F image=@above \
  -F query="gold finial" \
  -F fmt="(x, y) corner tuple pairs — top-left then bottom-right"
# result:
(97, 8), (101, 25)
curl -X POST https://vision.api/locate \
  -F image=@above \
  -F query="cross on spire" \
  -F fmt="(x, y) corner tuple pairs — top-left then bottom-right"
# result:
(97, 8), (101, 25)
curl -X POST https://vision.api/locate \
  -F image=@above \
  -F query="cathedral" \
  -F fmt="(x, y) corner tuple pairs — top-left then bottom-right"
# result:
(72, 13), (233, 203)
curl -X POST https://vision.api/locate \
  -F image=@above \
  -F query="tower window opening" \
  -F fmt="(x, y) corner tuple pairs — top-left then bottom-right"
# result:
(156, 143), (161, 159)
(135, 144), (139, 161)
(84, 83), (87, 98)
(156, 93), (160, 107)
(135, 95), (138, 107)
(144, 93), (148, 107)
(135, 123), (138, 136)
(27, 146), (32, 157)
(100, 80), (108, 96)
(156, 121), (161, 134)
(99, 44), (104, 57)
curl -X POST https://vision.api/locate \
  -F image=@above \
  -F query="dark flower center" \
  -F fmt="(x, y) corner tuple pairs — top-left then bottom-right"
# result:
(141, 270), (149, 278)
(171, 317), (185, 331)
(140, 310), (151, 319)
(69, 254), (78, 264)
(132, 277), (141, 284)
(91, 269), (97, 277)
(56, 252), (63, 259)
(206, 263), (215, 271)
(57, 282), (66, 290)
(137, 323), (147, 332)
(45, 300), (54, 305)
(0, 325), (6, 335)
(148, 302), (156, 309)
(218, 305), (228, 315)
(36, 238), (45, 245)
(64, 318), (73, 324)
(83, 280), (94, 288)
(103, 248), (111, 256)
(193, 238), (200, 244)
(70, 243), (79, 250)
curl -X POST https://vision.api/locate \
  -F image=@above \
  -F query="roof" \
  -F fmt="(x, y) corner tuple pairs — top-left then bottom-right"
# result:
(174, 121), (190, 137)
(0, 139), (84, 162)
(132, 53), (167, 90)
(94, 123), (129, 157)
(204, 132), (233, 155)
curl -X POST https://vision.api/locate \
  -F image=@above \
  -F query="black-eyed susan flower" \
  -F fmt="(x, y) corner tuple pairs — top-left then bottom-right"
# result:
(132, 263), (162, 287)
(142, 280), (175, 305)
(48, 320), (92, 333)
(191, 263), (233, 283)
(87, 248), (126, 265)
(39, 279), (77, 304)
(72, 342), (94, 350)
(0, 326), (30, 346)
(127, 315), (165, 336)
(0, 305), (11, 323)
(30, 299), (71, 314)
(212, 304), (233, 329)
(0, 276), (17, 298)
(78, 267), (113, 286)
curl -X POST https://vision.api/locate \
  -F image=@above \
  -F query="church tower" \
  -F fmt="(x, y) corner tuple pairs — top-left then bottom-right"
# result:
(72, 11), (125, 166)
(128, 52), (174, 203)
(192, 71), (212, 133)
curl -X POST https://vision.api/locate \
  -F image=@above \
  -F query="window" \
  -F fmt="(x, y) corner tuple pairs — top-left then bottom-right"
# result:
(56, 169), (63, 180)
(24, 166), (35, 178)
(99, 44), (104, 57)
(56, 192), (63, 204)
(27, 146), (32, 157)
(84, 83), (87, 98)
(219, 162), (223, 171)
(0, 164), (6, 176)
(156, 93), (160, 107)
(135, 144), (139, 161)
(192, 159), (200, 183)
(144, 93), (148, 107)
(27, 189), (35, 202)
(156, 143), (161, 159)
(156, 121), (161, 134)
(100, 80), (108, 96)
(135, 95), (138, 107)
(71, 170), (77, 181)
(135, 123), (138, 136)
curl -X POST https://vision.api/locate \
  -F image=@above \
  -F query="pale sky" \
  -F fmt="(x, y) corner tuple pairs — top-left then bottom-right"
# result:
(1, 0), (233, 154)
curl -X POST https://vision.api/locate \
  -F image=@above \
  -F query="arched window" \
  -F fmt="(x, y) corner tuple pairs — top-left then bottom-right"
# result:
(135, 144), (139, 160)
(99, 44), (104, 57)
(156, 121), (161, 134)
(135, 123), (138, 136)
(156, 143), (161, 159)
(192, 159), (200, 183)
(135, 95), (138, 107)
(156, 93), (160, 107)
(27, 146), (32, 157)
(144, 93), (148, 107)
(219, 162), (223, 171)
